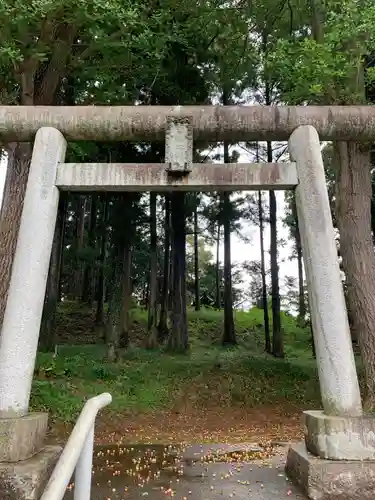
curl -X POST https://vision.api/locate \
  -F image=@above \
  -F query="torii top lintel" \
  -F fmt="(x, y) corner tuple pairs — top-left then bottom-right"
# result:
(0, 105), (374, 142)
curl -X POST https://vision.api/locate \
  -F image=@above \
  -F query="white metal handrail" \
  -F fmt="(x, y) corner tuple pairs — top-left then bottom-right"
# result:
(40, 392), (112, 500)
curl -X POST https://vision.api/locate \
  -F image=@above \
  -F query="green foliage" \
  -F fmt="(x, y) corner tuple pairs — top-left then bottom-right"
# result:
(1, 0), (248, 106)
(267, 37), (345, 104)
(266, 0), (375, 105)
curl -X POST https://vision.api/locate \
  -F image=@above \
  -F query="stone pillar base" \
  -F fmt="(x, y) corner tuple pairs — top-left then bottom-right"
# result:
(304, 410), (375, 460)
(286, 442), (375, 500)
(0, 413), (48, 462)
(0, 445), (61, 500)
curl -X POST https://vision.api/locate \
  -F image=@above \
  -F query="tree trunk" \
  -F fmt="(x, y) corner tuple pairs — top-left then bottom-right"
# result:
(222, 136), (236, 345)
(158, 195), (170, 340)
(334, 141), (375, 406)
(194, 199), (201, 311)
(145, 275), (149, 309)
(74, 195), (87, 300)
(0, 28), (76, 326)
(147, 193), (159, 347)
(222, 196), (235, 343)
(82, 195), (97, 306)
(81, 197), (92, 304)
(142, 283), (147, 308)
(258, 190), (271, 353)
(96, 195), (108, 326)
(168, 193), (188, 352)
(215, 223), (221, 310)
(292, 195), (306, 324)
(297, 240), (305, 322)
(268, 141), (283, 358)
(371, 172), (375, 242)
(168, 219), (174, 312)
(262, 63), (283, 357)
(120, 243), (132, 349)
(310, 320), (316, 358)
(39, 194), (67, 352)
(0, 142), (33, 328)
(106, 258), (123, 362)
(308, 0), (325, 42)
(269, 188), (283, 357)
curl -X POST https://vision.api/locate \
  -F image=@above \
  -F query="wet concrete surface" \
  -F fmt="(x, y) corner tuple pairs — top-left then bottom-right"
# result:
(64, 444), (305, 499)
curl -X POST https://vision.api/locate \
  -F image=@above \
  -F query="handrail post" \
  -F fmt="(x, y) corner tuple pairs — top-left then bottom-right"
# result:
(40, 393), (111, 500)
(74, 424), (94, 500)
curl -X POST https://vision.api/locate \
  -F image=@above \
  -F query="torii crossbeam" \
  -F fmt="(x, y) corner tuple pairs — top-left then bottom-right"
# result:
(0, 105), (374, 141)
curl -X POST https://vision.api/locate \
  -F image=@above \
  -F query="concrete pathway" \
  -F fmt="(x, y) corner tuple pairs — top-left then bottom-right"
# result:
(64, 444), (305, 499)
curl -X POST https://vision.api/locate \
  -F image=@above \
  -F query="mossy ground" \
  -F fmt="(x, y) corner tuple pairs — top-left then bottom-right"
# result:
(31, 302), (321, 430)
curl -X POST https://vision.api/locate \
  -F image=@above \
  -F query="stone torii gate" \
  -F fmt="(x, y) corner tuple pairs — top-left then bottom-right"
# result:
(0, 105), (374, 499)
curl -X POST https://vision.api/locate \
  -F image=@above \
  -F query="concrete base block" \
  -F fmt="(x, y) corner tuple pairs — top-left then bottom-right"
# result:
(285, 442), (375, 500)
(304, 410), (375, 460)
(0, 413), (48, 462)
(0, 445), (61, 500)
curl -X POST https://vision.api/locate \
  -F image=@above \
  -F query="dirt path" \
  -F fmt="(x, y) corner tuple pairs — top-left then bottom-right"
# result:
(49, 403), (304, 446)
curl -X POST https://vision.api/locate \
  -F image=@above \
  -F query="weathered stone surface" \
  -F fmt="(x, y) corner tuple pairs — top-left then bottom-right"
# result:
(165, 114), (193, 173)
(0, 128), (66, 417)
(55, 162), (298, 192)
(64, 444), (301, 500)
(0, 445), (61, 500)
(285, 442), (375, 500)
(289, 126), (362, 417)
(304, 410), (375, 460)
(0, 413), (48, 462)
(2, 105), (375, 142)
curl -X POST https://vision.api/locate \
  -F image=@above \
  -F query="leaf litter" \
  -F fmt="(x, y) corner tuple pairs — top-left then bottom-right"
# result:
(58, 404), (304, 499)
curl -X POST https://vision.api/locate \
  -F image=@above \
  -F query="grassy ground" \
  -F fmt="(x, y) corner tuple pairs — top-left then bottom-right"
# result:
(31, 302), (321, 436)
